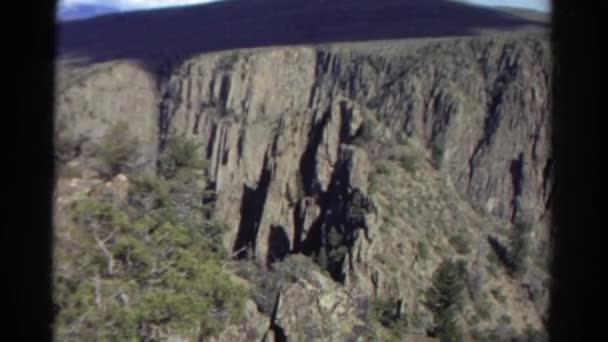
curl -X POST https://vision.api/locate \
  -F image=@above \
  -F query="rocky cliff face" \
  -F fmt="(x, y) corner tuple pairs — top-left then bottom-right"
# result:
(58, 33), (551, 255)
(55, 31), (552, 340)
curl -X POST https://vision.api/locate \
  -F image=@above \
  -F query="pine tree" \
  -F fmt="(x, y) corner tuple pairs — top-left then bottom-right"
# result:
(427, 260), (466, 342)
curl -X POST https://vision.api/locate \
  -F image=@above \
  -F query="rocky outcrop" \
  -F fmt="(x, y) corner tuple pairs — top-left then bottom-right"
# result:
(210, 300), (270, 342)
(271, 270), (370, 342)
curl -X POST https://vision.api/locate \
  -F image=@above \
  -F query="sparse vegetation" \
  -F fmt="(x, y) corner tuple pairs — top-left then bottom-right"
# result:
(510, 221), (533, 278)
(366, 95), (385, 109)
(426, 260), (466, 342)
(96, 121), (140, 178)
(491, 288), (507, 304)
(468, 313), (481, 326)
(430, 141), (445, 170)
(476, 300), (492, 320)
(217, 53), (239, 71)
(417, 241), (430, 260)
(375, 160), (392, 175)
(400, 151), (424, 173)
(514, 326), (548, 342)
(524, 281), (544, 303)
(486, 248), (501, 276)
(487, 220), (533, 278)
(56, 161), (84, 179)
(486, 262), (499, 277)
(367, 175), (381, 196)
(449, 233), (471, 255)
(487, 236), (511, 271)
(53, 132), (245, 341)
(369, 297), (409, 340)
(351, 117), (376, 146)
(237, 254), (316, 315)
(373, 253), (388, 265)
(387, 144), (423, 173)
(55, 132), (86, 163)
(533, 252), (549, 272)
(471, 329), (505, 342)
(157, 134), (207, 179)
(465, 267), (483, 302)
(373, 253), (398, 273)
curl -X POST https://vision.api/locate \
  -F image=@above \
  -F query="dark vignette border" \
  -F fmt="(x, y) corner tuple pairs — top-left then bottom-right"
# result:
(7, 0), (57, 340)
(548, 1), (602, 341)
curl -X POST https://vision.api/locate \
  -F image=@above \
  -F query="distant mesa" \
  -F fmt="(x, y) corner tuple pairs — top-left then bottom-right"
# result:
(57, 0), (549, 66)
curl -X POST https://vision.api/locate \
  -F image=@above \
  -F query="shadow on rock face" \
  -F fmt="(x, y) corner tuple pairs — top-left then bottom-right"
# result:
(233, 153), (274, 259)
(267, 224), (291, 265)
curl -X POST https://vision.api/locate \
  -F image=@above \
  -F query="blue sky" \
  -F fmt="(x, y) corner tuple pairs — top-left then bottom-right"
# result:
(58, 0), (551, 17)
(457, 0), (550, 11)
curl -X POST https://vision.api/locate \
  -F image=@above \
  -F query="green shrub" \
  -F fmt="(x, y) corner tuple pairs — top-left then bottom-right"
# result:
(54, 157), (244, 341)
(158, 134), (207, 179)
(127, 174), (171, 212)
(374, 160), (392, 175)
(394, 131), (409, 145)
(368, 177), (381, 195)
(486, 247), (502, 275)
(469, 313), (481, 326)
(491, 288), (507, 304)
(369, 297), (409, 338)
(96, 121), (140, 178)
(449, 234), (471, 255)
(417, 241), (429, 260)
(476, 300), (492, 321)
(56, 195), (246, 340)
(399, 151), (423, 172)
(431, 141), (445, 170)
(426, 260), (466, 342)
(486, 262), (499, 276)
(387, 145), (422, 173)
(251, 270), (283, 315)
